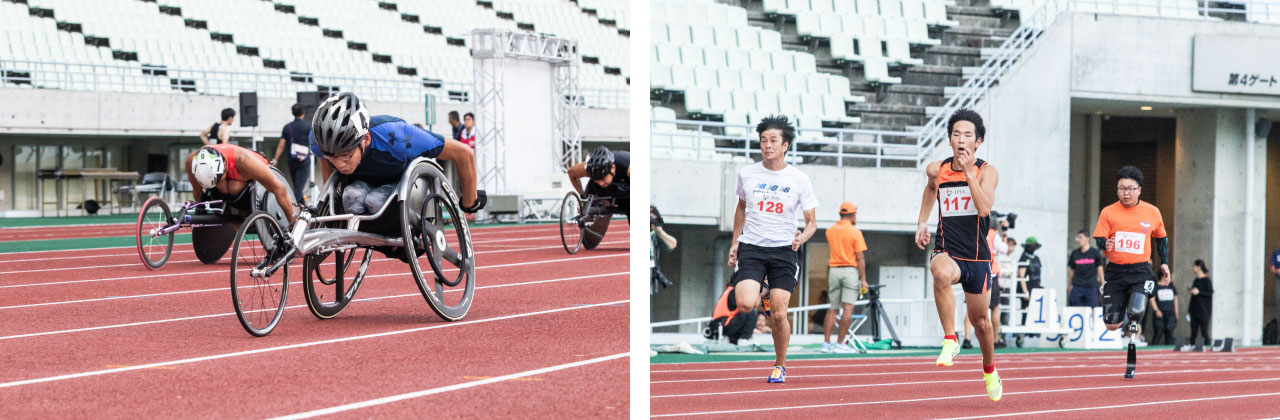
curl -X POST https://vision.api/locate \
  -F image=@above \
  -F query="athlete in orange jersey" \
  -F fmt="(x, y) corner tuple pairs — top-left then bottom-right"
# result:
(914, 108), (1001, 401)
(1093, 165), (1168, 379)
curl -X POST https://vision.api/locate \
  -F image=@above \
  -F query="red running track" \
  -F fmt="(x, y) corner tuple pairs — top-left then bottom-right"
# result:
(0, 221), (630, 418)
(650, 347), (1280, 418)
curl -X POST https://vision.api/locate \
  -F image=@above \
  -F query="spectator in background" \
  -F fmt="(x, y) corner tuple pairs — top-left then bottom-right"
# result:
(1149, 269), (1178, 345)
(650, 206), (677, 295)
(458, 112), (477, 150)
(994, 236), (1019, 348)
(810, 291), (830, 333)
(711, 286), (757, 345)
(1017, 236), (1043, 316)
(200, 108), (235, 145)
(1270, 248), (1280, 327)
(272, 103), (312, 204)
(821, 202), (868, 354)
(1188, 259), (1214, 345)
(1067, 229), (1106, 307)
(964, 223), (1008, 349)
(448, 110), (462, 141)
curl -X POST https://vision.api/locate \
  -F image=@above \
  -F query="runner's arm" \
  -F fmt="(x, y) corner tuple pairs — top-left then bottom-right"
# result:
(915, 162), (940, 249)
(793, 207), (818, 251)
(436, 138), (478, 209)
(318, 158), (334, 187)
(728, 199), (746, 267)
(968, 163), (998, 218)
(567, 162), (588, 196)
(237, 151), (297, 225)
(217, 126), (231, 144)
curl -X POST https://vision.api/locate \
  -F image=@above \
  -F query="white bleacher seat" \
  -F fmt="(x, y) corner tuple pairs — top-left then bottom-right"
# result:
(785, 73), (808, 93)
(865, 57), (903, 84)
(691, 25), (715, 46)
(887, 39), (924, 65)
(724, 111), (750, 137)
(694, 67), (718, 88)
(680, 45), (704, 66)
(732, 91), (756, 111)
(727, 48), (749, 68)
(797, 11), (823, 38)
(779, 93), (803, 116)
(760, 30), (783, 50)
(741, 70), (764, 91)
(762, 71), (785, 92)
(713, 27), (737, 46)
(708, 89), (732, 115)
(718, 68), (742, 90)
(685, 88), (711, 114)
(756, 93), (781, 114)
(704, 47), (727, 68)
(737, 28), (761, 49)
(772, 52), (795, 72)
(749, 50), (773, 71)
(670, 65), (695, 90)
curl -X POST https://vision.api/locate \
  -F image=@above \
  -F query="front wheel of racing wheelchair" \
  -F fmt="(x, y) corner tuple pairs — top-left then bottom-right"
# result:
(558, 192), (614, 254)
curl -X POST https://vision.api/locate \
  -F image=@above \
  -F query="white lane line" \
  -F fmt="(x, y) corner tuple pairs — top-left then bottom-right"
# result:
(0, 239), (627, 289)
(0, 252), (627, 310)
(648, 347), (1280, 370)
(270, 353), (630, 420)
(649, 361), (1280, 384)
(649, 353), (1280, 375)
(935, 391), (1280, 419)
(0, 271), (626, 341)
(0, 299), (628, 390)
(650, 367), (1280, 398)
(650, 376), (1280, 417)
(0, 233), (594, 276)
(0, 222), (135, 230)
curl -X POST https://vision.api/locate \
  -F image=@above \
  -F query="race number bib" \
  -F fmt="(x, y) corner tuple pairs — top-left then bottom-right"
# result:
(1156, 288), (1174, 302)
(938, 186), (976, 217)
(1113, 231), (1146, 255)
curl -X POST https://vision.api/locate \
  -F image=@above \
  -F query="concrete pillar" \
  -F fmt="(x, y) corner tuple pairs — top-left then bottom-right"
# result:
(1173, 109), (1218, 342)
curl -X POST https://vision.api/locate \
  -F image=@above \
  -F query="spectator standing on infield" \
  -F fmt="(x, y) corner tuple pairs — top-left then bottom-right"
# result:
(1017, 237), (1043, 320)
(725, 115), (819, 384)
(1270, 248), (1280, 327)
(200, 108), (235, 145)
(1149, 270), (1178, 345)
(448, 110), (463, 141)
(1067, 230), (1106, 307)
(458, 113), (477, 150)
(272, 103), (312, 204)
(821, 201), (869, 354)
(651, 206), (677, 295)
(913, 108), (1002, 401)
(1188, 259), (1213, 346)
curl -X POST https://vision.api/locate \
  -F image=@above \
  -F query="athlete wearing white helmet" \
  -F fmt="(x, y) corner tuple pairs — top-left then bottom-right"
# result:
(184, 144), (297, 226)
(309, 92), (484, 215)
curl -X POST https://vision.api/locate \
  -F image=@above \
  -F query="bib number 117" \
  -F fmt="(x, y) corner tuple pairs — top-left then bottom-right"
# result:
(758, 201), (784, 214)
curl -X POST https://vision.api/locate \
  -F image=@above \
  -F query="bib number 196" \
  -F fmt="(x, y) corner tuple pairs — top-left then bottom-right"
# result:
(757, 201), (784, 214)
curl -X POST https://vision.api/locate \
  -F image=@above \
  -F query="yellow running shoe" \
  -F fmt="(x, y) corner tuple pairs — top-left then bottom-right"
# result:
(984, 371), (1003, 401)
(936, 339), (960, 366)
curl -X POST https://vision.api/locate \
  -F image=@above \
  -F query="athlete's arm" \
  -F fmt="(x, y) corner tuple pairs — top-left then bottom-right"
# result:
(217, 126), (231, 144)
(199, 127), (211, 144)
(184, 150), (203, 201)
(968, 163), (998, 218)
(436, 139), (479, 209)
(236, 150), (297, 225)
(567, 162), (588, 196)
(793, 208), (817, 251)
(1154, 236), (1171, 282)
(1095, 237), (1108, 253)
(318, 158), (334, 186)
(914, 161), (940, 250)
(273, 138), (287, 166)
(728, 198), (746, 267)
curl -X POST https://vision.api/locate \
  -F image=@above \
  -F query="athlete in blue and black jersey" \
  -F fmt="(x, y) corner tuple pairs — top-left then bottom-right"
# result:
(309, 92), (485, 222)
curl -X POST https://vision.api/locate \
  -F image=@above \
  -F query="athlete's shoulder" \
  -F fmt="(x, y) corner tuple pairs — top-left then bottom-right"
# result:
(925, 159), (943, 176)
(738, 161), (764, 174)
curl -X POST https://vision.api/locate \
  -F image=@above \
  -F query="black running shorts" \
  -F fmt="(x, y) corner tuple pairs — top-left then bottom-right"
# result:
(731, 243), (800, 293)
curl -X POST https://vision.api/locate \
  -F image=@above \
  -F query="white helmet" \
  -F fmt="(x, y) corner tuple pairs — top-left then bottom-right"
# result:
(191, 147), (226, 189)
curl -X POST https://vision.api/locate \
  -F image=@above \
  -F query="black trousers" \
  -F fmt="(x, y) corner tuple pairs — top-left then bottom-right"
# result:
(1189, 314), (1211, 344)
(287, 157), (309, 205)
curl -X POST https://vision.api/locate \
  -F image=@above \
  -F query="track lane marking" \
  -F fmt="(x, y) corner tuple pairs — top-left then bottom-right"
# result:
(0, 299), (629, 390)
(651, 376), (1280, 417)
(650, 361), (1280, 383)
(0, 252), (626, 310)
(0, 272), (626, 341)
(270, 353), (629, 420)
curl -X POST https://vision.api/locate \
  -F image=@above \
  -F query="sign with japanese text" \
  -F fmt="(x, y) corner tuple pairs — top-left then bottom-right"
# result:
(1192, 35), (1280, 95)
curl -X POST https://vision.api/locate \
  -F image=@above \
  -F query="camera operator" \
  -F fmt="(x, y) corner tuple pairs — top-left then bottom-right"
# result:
(651, 206), (678, 294)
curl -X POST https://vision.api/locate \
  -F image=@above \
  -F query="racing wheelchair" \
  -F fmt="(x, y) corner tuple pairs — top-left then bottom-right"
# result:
(135, 167), (291, 269)
(228, 157), (475, 337)
(558, 192), (623, 254)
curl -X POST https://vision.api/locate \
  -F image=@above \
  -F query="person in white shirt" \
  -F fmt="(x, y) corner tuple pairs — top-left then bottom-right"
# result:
(726, 115), (818, 384)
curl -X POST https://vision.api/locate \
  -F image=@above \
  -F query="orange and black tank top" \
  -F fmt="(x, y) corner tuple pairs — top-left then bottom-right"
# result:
(934, 157), (990, 262)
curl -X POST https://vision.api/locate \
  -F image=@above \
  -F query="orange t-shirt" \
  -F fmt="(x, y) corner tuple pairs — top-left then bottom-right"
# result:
(713, 287), (738, 326)
(826, 219), (867, 267)
(1093, 200), (1167, 265)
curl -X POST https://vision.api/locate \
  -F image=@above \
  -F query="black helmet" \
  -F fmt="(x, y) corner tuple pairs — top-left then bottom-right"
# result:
(585, 146), (614, 181)
(311, 92), (370, 155)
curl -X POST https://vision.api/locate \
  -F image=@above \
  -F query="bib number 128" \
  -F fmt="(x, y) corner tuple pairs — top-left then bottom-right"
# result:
(757, 201), (784, 214)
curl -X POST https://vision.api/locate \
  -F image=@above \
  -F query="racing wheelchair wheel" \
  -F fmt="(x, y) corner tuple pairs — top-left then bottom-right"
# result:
(302, 178), (372, 319)
(559, 191), (584, 254)
(230, 212), (290, 337)
(402, 159), (476, 321)
(136, 196), (174, 269)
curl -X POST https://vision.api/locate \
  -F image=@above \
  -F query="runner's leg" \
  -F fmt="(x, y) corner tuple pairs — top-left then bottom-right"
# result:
(931, 254), (962, 336)
(769, 287), (792, 367)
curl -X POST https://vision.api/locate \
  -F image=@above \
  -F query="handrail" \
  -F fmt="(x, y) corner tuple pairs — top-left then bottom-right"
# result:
(652, 118), (918, 168)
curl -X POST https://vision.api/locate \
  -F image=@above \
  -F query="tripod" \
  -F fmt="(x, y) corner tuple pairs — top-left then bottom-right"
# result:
(861, 284), (903, 349)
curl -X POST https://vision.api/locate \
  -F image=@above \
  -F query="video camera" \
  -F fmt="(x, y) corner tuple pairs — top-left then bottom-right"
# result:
(990, 211), (1017, 233)
(650, 205), (664, 228)
(865, 283), (886, 299)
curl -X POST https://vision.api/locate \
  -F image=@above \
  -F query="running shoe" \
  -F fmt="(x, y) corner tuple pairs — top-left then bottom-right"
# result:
(984, 371), (1003, 401)
(767, 366), (786, 383)
(962, 339), (973, 349)
(820, 342), (834, 353)
(833, 343), (859, 354)
(937, 339), (960, 367)
(761, 297), (772, 318)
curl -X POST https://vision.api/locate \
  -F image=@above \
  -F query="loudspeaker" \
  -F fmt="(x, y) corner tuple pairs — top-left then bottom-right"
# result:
(1256, 117), (1272, 139)
(296, 91), (330, 125)
(238, 92), (258, 127)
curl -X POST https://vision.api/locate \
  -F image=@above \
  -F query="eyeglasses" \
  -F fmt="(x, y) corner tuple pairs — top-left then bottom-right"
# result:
(1118, 186), (1140, 192)
(326, 148), (359, 163)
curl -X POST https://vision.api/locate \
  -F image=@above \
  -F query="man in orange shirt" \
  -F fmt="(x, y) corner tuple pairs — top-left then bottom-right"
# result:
(1093, 165), (1170, 379)
(822, 202), (869, 353)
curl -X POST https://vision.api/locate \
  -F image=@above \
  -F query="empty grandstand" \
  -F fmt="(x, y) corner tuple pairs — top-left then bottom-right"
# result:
(0, 0), (629, 219)
(652, 0), (1280, 348)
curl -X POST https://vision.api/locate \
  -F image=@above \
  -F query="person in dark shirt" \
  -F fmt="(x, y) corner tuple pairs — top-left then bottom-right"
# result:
(1188, 259), (1213, 345)
(273, 103), (312, 204)
(1017, 236), (1043, 317)
(448, 110), (462, 141)
(1067, 230), (1106, 307)
(1270, 248), (1280, 328)
(1148, 270), (1178, 345)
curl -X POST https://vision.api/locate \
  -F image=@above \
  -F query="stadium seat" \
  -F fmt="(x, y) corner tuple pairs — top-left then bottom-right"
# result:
(718, 68), (742, 90)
